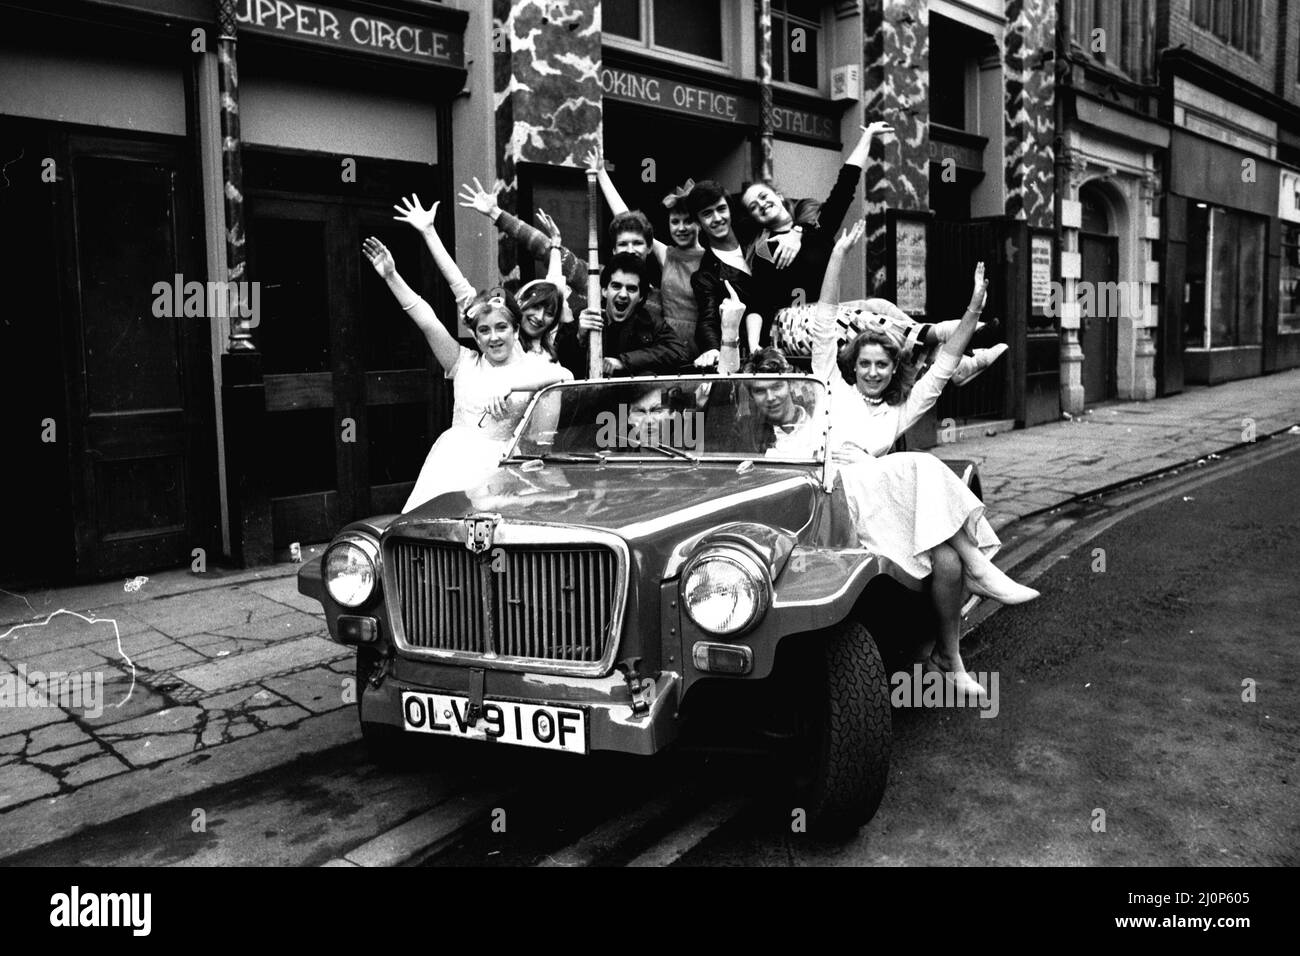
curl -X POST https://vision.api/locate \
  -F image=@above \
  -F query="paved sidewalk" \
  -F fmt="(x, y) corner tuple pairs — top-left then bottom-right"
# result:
(0, 547), (346, 825)
(1, 368), (1297, 848)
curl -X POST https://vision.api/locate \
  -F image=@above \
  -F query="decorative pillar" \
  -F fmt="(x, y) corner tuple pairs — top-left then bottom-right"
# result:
(217, 0), (253, 351)
(756, 0), (775, 183)
(1003, 0), (1055, 228)
(216, 0), (271, 565)
(491, 0), (602, 284)
(862, 0), (930, 295)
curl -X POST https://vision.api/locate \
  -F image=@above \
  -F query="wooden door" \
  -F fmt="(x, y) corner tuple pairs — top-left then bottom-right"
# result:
(54, 132), (217, 579)
(1079, 232), (1119, 404)
(246, 184), (447, 550)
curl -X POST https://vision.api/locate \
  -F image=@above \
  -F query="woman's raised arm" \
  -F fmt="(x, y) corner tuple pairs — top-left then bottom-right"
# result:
(812, 220), (865, 380)
(937, 262), (988, 364)
(587, 148), (669, 266)
(846, 120), (894, 170)
(393, 194), (476, 313)
(363, 237), (461, 374)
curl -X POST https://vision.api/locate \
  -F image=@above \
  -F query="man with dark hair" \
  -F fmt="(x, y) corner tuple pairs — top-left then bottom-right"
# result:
(556, 252), (688, 377)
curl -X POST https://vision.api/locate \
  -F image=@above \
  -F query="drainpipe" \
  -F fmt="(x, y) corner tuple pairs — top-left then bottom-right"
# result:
(218, 0), (253, 351)
(756, 0), (775, 182)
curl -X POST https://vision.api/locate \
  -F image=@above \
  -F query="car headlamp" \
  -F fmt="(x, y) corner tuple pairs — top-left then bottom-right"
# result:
(682, 546), (769, 636)
(323, 536), (380, 608)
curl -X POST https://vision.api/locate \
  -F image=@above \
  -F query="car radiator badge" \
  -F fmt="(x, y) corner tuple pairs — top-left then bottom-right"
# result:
(463, 513), (503, 555)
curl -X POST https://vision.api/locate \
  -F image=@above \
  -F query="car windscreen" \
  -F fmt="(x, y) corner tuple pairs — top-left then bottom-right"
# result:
(505, 375), (829, 463)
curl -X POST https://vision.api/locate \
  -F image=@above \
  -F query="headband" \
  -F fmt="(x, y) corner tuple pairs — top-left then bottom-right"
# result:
(662, 179), (696, 210)
(465, 293), (508, 321)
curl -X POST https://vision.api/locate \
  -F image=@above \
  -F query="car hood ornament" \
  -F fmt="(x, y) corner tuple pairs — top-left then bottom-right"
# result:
(464, 513), (503, 554)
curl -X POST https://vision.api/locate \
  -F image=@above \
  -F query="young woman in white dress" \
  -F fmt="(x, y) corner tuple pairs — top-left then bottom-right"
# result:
(808, 220), (1038, 698)
(362, 236), (572, 513)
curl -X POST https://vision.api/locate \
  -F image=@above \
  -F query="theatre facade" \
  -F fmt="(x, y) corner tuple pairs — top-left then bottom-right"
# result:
(2, 0), (1061, 584)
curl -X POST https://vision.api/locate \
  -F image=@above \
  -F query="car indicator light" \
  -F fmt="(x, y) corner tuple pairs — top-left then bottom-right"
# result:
(337, 615), (379, 645)
(692, 642), (754, 675)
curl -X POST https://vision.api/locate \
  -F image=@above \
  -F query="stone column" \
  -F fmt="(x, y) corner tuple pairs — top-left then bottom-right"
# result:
(491, 0), (602, 282)
(1003, 0), (1055, 229)
(862, 0), (929, 294)
(1057, 150), (1087, 414)
(1132, 169), (1160, 400)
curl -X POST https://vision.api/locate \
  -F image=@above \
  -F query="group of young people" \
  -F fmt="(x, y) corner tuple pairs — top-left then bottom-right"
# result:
(361, 119), (1036, 698)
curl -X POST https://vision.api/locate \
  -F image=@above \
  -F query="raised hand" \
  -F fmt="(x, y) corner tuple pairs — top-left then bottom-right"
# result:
(392, 194), (439, 232)
(772, 228), (803, 269)
(535, 207), (563, 245)
(585, 147), (603, 172)
(719, 279), (746, 344)
(970, 261), (988, 312)
(862, 121), (895, 141)
(457, 177), (499, 217)
(833, 218), (866, 254)
(362, 237), (396, 278)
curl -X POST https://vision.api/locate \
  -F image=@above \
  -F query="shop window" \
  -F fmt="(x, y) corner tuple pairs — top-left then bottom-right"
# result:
(605, 0), (642, 41)
(604, 0), (725, 65)
(1191, 0), (1260, 58)
(1072, 0), (1154, 79)
(929, 15), (986, 131)
(758, 0), (822, 90)
(1186, 203), (1265, 349)
(1280, 224), (1300, 334)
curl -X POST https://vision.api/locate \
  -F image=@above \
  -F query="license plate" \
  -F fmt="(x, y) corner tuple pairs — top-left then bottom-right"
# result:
(400, 691), (587, 755)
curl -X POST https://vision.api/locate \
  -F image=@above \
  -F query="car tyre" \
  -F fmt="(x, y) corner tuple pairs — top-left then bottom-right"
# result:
(795, 619), (891, 834)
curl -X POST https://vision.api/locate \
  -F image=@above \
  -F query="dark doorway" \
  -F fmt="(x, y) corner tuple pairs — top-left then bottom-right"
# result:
(602, 104), (747, 246)
(244, 150), (451, 551)
(0, 122), (219, 583)
(927, 217), (1015, 423)
(1079, 233), (1119, 404)
(1078, 186), (1120, 404)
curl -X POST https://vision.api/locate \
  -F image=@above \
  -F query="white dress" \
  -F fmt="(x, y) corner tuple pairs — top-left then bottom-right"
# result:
(401, 347), (547, 512)
(814, 331), (1000, 579)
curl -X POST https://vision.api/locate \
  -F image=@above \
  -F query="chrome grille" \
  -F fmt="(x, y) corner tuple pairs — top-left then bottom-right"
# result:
(391, 540), (617, 665)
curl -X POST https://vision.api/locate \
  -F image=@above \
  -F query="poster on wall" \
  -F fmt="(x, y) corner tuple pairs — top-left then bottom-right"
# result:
(1031, 236), (1053, 312)
(895, 220), (927, 315)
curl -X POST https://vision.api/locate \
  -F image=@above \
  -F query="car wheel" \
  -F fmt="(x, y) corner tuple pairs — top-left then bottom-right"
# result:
(793, 619), (891, 834)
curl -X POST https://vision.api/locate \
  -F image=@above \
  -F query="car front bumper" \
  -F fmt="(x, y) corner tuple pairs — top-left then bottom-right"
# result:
(360, 659), (682, 756)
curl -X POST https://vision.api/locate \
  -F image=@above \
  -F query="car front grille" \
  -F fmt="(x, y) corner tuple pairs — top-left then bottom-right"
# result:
(391, 539), (619, 666)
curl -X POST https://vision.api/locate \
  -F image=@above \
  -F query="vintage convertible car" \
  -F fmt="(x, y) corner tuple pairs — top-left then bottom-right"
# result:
(298, 373), (982, 831)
